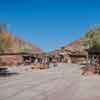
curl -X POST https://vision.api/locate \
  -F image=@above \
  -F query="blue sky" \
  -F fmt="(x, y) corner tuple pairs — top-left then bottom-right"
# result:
(0, 0), (100, 52)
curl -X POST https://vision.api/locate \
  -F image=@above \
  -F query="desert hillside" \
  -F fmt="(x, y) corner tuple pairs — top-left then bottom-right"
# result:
(0, 31), (42, 53)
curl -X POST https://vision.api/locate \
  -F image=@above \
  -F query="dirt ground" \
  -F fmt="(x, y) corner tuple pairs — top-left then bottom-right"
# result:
(0, 63), (100, 100)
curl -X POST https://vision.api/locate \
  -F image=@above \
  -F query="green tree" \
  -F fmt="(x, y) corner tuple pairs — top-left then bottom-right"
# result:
(84, 27), (100, 49)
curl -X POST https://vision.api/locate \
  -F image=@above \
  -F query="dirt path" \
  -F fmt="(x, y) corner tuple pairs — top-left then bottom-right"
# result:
(0, 63), (100, 100)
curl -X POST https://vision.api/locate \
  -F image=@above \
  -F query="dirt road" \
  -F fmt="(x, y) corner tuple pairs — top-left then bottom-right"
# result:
(0, 63), (100, 100)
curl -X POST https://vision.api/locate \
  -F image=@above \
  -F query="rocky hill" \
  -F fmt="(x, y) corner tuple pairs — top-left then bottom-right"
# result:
(49, 38), (87, 56)
(0, 32), (42, 53)
(12, 36), (42, 53)
(63, 38), (86, 52)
